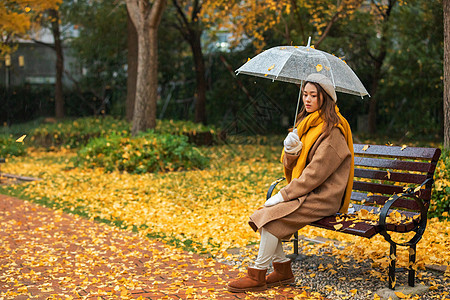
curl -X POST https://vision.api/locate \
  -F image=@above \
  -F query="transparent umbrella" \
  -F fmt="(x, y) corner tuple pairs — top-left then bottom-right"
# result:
(235, 38), (369, 126)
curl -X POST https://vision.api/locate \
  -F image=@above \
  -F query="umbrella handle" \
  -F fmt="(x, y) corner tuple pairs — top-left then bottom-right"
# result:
(292, 81), (304, 130)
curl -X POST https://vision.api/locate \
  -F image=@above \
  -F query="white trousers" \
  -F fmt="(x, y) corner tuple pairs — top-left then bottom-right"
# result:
(253, 228), (290, 270)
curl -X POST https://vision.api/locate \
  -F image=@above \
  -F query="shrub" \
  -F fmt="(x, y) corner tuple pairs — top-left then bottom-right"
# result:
(429, 149), (450, 220)
(76, 132), (209, 173)
(155, 119), (225, 146)
(0, 135), (27, 158)
(31, 117), (130, 148)
(29, 117), (224, 148)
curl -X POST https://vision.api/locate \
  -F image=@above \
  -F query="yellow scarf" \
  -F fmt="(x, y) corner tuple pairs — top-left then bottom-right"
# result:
(281, 107), (354, 213)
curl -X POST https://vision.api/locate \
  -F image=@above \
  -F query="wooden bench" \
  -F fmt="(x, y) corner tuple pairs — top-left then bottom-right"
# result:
(267, 144), (441, 290)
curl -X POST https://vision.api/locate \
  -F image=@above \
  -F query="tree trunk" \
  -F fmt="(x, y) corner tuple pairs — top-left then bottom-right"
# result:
(444, 0), (450, 148)
(126, 10), (138, 122)
(367, 0), (394, 134)
(50, 9), (64, 119)
(368, 58), (384, 133)
(126, 0), (166, 136)
(190, 32), (207, 124)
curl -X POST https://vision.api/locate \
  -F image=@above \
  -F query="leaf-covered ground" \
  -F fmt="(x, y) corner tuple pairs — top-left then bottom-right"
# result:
(1, 144), (449, 297)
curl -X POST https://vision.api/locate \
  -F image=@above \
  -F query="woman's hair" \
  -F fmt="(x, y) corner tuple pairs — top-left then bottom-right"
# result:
(294, 81), (340, 136)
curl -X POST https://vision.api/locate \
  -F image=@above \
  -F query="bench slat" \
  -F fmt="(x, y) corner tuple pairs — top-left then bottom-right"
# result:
(354, 157), (436, 173)
(352, 181), (432, 201)
(354, 168), (428, 184)
(350, 192), (420, 210)
(354, 144), (441, 161)
(311, 205), (421, 237)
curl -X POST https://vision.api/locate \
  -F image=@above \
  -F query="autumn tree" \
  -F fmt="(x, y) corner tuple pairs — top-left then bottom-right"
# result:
(1, 0), (64, 119)
(0, 1), (61, 56)
(126, 0), (167, 135)
(221, 0), (363, 51)
(445, 0), (450, 148)
(169, 0), (211, 124)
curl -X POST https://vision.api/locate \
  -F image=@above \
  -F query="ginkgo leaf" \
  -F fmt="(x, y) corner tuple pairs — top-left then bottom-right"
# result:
(386, 170), (391, 179)
(394, 291), (407, 298)
(268, 64), (275, 71)
(16, 135), (26, 143)
(316, 64), (323, 72)
(362, 145), (369, 151)
(334, 224), (343, 230)
(247, 57), (251, 62)
(401, 145), (407, 151)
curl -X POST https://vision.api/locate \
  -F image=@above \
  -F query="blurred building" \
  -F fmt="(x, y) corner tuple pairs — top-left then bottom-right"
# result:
(0, 28), (79, 88)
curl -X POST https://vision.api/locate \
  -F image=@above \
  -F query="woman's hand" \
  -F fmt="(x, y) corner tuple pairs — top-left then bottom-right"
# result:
(264, 192), (284, 207)
(284, 129), (302, 154)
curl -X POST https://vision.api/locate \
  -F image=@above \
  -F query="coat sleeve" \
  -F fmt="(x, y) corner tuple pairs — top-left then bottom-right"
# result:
(283, 152), (300, 170)
(279, 130), (350, 201)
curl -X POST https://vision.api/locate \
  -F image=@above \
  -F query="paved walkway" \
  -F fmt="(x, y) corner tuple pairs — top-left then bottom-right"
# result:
(0, 195), (311, 299)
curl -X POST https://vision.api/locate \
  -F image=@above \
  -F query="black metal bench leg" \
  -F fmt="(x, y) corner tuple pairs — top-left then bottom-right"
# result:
(293, 231), (299, 255)
(389, 243), (397, 290)
(408, 244), (416, 287)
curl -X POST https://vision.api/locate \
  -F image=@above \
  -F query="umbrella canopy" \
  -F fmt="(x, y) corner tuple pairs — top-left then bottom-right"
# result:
(236, 45), (369, 98)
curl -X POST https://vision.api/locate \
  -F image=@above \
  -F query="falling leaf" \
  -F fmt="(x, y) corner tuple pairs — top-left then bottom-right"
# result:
(16, 135), (27, 143)
(268, 64), (275, 71)
(316, 64), (323, 72)
(362, 145), (369, 151)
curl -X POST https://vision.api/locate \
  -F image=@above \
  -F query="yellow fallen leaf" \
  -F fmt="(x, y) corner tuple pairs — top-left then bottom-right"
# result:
(316, 64), (323, 72)
(268, 64), (275, 71)
(386, 170), (391, 179)
(247, 57), (251, 62)
(443, 212), (449, 217)
(362, 145), (369, 151)
(16, 135), (26, 143)
(350, 289), (358, 294)
(394, 291), (407, 298)
(401, 145), (407, 151)
(334, 224), (343, 230)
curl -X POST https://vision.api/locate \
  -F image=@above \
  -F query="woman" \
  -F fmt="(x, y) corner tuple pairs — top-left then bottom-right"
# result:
(227, 73), (354, 293)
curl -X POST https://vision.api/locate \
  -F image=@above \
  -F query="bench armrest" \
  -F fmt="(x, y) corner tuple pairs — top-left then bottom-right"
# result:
(379, 178), (433, 247)
(267, 177), (285, 200)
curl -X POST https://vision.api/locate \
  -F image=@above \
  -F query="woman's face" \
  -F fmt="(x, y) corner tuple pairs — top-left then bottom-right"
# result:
(302, 82), (322, 113)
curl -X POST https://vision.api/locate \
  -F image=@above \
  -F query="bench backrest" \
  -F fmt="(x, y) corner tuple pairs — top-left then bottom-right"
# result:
(351, 144), (441, 211)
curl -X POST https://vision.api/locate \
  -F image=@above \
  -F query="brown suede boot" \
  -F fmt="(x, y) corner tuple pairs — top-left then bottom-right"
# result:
(227, 267), (267, 293)
(266, 260), (295, 287)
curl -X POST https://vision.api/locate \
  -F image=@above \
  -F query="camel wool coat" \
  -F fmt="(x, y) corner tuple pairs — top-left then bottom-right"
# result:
(249, 127), (352, 240)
